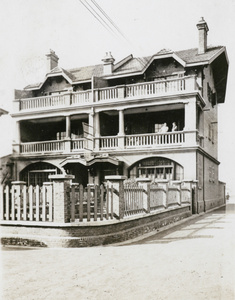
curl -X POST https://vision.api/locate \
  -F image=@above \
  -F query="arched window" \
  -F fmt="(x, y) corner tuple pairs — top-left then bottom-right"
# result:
(20, 162), (62, 186)
(129, 157), (183, 181)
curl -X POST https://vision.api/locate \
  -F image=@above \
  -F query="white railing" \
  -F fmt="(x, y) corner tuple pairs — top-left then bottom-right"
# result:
(20, 94), (69, 110)
(19, 132), (188, 154)
(71, 91), (92, 105)
(97, 86), (118, 101)
(16, 76), (199, 111)
(125, 76), (196, 99)
(125, 132), (185, 148)
(99, 136), (118, 149)
(71, 139), (84, 151)
(20, 140), (66, 154)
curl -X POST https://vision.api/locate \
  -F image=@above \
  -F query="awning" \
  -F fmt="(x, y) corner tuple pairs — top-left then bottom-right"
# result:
(60, 156), (87, 167)
(86, 156), (120, 166)
(60, 155), (120, 167)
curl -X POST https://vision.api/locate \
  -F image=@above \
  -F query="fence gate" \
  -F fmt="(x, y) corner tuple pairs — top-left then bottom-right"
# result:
(69, 184), (114, 222)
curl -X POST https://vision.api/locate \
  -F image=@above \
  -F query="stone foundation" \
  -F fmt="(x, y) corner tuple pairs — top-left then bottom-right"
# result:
(1, 206), (191, 248)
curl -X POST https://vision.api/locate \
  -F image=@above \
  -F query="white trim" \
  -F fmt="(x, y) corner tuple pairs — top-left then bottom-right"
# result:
(24, 68), (74, 91)
(104, 52), (187, 80)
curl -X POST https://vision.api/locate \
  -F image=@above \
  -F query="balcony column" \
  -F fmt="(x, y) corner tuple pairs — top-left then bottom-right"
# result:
(88, 109), (94, 151)
(12, 120), (21, 154)
(184, 99), (197, 146)
(66, 115), (71, 138)
(94, 111), (100, 151)
(64, 115), (71, 153)
(118, 109), (125, 149)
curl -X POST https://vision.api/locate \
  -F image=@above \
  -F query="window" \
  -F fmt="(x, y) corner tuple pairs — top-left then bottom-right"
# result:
(155, 124), (163, 133)
(29, 170), (56, 186)
(20, 162), (62, 186)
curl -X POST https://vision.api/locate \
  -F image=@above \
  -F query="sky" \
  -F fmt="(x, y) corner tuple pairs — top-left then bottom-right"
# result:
(0, 0), (235, 193)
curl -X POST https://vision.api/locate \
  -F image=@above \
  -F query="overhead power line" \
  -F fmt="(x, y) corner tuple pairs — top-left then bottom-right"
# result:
(91, 0), (128, 42)
(79, 0), (148, 64)
(79, 0), (118, 38)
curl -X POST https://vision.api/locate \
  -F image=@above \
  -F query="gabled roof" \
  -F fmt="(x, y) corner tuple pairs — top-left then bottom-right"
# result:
(175, 46), (226, 65)
(0, 108), (8, 116)
(24, 45), (228, 90)
(24, 67), (75, 90)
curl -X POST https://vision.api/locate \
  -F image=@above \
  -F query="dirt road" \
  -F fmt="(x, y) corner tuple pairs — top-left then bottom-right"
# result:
(1, 200), (235, 300)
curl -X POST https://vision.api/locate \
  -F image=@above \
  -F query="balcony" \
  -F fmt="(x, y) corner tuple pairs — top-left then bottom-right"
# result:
(14, 76), (200, 113)
(17, 131), (200, 156)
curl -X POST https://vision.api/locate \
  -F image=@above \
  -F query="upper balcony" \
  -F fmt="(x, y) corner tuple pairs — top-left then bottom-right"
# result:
(16, 130), (203, 157)
(13, 76), (201, 114)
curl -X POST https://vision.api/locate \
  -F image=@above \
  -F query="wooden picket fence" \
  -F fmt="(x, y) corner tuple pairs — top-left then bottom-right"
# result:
(69, 184), (114, 222)
(0, 183), (53, 222)
(0, 180), (192, 223)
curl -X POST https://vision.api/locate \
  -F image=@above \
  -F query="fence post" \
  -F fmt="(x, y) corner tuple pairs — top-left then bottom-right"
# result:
(49, 174), (74, 223)
(182, 180), (198, 214)
(43, 182), (53, 222)
(136, 178), (151, 213)
(11, 181), (26, 221)
(172, 180), (182, 206)
(105, 175), (126, 219)
(156, 180), (169, 208)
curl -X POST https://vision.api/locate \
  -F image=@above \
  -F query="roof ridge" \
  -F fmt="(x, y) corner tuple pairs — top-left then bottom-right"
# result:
(68, 63), (103, 73)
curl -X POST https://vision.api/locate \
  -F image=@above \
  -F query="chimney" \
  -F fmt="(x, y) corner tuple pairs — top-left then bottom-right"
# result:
(102, 52), (115, 75)
(196, 17), (209, 54)
(46, 49), (59, 72)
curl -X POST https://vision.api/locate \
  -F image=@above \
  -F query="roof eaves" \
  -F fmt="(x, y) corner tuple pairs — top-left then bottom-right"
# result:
(185, 61), (210, 67)
(0, 108), (8, 115)
(46, 72), (73, 84)
(208, 46), (228, 65)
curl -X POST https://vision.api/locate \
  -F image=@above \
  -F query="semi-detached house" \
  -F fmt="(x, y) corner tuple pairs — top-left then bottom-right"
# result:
(11, 18), (229, 212)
